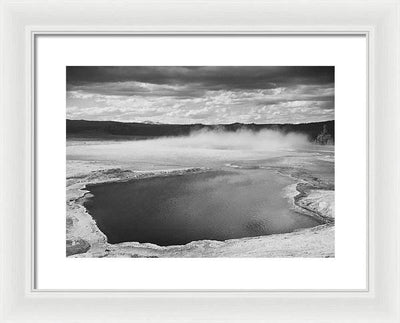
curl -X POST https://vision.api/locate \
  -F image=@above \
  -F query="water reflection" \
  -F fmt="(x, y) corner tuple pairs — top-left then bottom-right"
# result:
(84, 169), (321, 246)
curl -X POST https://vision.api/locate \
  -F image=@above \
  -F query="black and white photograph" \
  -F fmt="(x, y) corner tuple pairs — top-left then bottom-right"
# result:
(66, 66), (334, 258)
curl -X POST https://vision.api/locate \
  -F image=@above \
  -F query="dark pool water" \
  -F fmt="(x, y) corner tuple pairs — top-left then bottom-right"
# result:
(83, 170), (321, 246)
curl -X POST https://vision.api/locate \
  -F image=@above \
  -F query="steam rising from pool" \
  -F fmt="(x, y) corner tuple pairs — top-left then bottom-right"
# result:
(68, 129), (312, 169)
(145, 129), (310, 151)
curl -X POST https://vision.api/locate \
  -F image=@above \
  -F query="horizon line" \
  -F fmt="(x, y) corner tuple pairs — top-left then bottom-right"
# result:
(66, 118), (335, 126)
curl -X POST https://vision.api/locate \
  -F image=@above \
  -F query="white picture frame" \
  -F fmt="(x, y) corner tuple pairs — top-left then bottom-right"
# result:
(0, 0), (399, 322)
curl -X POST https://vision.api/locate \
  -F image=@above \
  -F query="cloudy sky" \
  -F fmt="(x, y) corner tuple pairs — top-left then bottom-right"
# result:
(66, 66), (334, 124)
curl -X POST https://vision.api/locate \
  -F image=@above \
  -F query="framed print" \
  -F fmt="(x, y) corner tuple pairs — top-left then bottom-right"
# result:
(1, 0), (399, 322)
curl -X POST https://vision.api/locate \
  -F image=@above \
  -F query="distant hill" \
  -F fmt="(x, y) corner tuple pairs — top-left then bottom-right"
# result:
(67, 119), (334, 143)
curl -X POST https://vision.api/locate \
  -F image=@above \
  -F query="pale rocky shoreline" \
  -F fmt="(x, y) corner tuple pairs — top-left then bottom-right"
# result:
(66, 159), (334, 258)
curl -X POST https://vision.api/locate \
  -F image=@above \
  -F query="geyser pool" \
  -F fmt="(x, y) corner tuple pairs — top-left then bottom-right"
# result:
(83, 169), (321, 246)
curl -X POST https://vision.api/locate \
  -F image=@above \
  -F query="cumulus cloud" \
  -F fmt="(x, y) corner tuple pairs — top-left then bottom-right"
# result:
(66, 66), (334, 124)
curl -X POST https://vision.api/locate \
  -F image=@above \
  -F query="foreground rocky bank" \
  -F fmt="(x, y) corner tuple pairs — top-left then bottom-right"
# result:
(66, 157), (334, 258)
